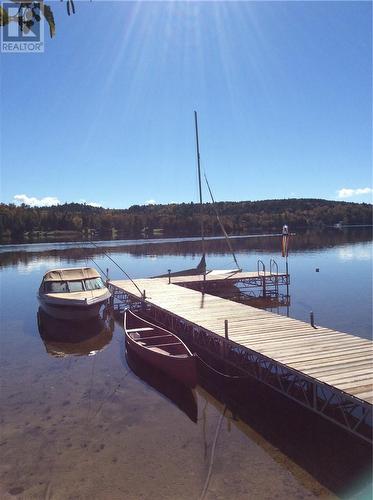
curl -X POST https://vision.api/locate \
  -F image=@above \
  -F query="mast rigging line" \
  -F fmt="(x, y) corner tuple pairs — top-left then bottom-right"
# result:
(204, 173), (241, 271)
(194, 111), (205, 261)
(87, 255), (107, 280)
(193, 111), (240, 271)
(88, 241), (144, 297)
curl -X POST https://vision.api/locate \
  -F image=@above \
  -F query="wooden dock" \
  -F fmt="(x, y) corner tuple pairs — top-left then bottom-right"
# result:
(108, 272), (373, 443)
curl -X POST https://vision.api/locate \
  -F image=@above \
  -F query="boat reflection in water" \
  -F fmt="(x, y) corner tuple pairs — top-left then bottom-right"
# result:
(37, 307), (114, 357)
(126, 348), (198, 423)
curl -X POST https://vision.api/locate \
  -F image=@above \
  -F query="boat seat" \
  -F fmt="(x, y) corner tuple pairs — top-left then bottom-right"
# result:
(146, 346), (189, 358)
(150, 342), (182, 348)
(136, 334), (173, 341)
(132, 334), (174, 344)
(148, 347), (172, 355)
(126, 327), (154, 332)
(129, 332), (141, 340)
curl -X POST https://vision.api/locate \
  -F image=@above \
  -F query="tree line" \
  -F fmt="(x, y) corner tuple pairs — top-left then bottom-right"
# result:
(0, 198), (371, 242)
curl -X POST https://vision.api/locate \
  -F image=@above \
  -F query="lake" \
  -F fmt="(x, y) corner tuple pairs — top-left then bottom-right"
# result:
(0, 228), (372, 499)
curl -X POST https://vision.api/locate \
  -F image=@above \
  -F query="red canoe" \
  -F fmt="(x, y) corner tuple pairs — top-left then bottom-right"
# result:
(124, 309), (197, 388)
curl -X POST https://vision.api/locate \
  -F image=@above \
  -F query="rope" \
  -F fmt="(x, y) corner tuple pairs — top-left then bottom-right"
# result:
(199, 405), (227, 500)
(89, 256), (107, 280)
(89, 241), (144, 297)
(196, 354), (251, 380)
(203, 173), (241, 271)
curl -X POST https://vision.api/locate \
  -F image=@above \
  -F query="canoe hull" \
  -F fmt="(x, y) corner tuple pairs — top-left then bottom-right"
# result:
(124, 310), (197, 388)
(126, 334), (197, 388)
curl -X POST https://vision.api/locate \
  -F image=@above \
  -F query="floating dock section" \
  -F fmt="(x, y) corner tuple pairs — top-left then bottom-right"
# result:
(109, 271), (373, 443)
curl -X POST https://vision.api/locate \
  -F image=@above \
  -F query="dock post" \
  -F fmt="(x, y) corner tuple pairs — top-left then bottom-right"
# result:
(262, 276), (266, 298)
(141, 290), (146, 312)
(224, 319), (229, 340)
(168, 269), (171, 284)
(286, 259), (289, 297)
(310, 311), (314, 328)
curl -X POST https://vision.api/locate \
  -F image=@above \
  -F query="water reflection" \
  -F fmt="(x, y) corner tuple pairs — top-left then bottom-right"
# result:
(125, 349), (198, 423)
(1, 227), (371, 269)
(37, 307), (114, 357)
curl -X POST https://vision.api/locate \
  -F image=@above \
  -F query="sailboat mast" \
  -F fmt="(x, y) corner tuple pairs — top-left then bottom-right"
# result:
(194, 111), (205, 259)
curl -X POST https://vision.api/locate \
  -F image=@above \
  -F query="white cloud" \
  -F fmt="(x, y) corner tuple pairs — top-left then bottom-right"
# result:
(145, 199), (156, 205)
(14, 194), (60, 207)
(337, 187), (373, 199)
(79, 199), (102, 207)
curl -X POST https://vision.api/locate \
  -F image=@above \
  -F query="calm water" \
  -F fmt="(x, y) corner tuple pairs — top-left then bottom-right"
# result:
(0, 228), (372, 499)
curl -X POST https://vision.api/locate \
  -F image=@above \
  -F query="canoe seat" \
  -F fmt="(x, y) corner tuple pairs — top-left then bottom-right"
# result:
(126, 327), (154, 332)
(148, 346), (179, 355)
(131, 334), (174, 344)
(137, 334), (174, 341)
(147, 346), (189, 358)
(151, 342), (183, 348)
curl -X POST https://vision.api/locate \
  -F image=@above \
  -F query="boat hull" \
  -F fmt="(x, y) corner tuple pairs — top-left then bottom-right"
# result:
(126, 335), (197, 388)
(124, 310), (197, 388)
(38, 298), (107, 321)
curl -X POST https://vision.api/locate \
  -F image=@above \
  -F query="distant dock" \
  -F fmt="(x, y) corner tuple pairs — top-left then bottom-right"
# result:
(109, 270), (372, 443)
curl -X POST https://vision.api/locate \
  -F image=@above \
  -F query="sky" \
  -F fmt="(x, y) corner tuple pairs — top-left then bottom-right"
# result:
(1, 1), (372, 209)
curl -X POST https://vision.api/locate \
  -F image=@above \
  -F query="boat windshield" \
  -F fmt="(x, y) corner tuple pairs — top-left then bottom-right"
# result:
(84, 277), (105, 290)
(68, 280), (85, 292)
(44, 280), (84, 293)
(44, 281), (69, 293)
(44, 278), (104, 293)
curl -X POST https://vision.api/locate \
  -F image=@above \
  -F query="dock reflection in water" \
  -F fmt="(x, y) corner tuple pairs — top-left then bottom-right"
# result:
(37, 307), (114, 357)
(125, 348), (198, 423)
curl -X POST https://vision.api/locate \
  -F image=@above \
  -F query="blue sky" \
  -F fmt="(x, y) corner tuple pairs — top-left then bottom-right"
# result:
(1, 1), (372, 208)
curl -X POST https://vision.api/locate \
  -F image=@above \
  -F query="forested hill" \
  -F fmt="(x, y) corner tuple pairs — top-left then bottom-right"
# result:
(0, 198), (371, 241)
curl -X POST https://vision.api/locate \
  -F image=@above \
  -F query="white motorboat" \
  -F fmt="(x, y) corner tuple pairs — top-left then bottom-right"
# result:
(38, 267), (111, 320)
